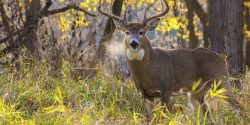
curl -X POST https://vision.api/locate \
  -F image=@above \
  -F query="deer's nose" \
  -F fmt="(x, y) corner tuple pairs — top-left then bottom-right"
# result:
(130, 40), (139, 49)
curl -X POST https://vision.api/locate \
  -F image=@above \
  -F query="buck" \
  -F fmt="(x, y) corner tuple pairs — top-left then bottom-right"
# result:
(98, 0), (242, 118)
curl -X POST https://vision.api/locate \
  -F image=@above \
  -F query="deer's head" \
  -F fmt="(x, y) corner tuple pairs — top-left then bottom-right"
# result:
(98, 0), (169, 61)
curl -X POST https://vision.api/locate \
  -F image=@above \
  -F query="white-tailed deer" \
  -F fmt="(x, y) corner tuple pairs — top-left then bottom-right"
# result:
(98, 0), (243, 118)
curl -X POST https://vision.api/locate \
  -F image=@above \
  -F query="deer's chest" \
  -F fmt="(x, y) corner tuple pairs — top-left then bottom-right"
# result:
(127, 59), (165, 98)
(131, 69), (162, 98)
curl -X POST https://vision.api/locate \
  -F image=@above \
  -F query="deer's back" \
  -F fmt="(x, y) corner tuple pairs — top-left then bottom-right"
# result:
(192, 48), (227, 80)
(153, 48), (227, 91)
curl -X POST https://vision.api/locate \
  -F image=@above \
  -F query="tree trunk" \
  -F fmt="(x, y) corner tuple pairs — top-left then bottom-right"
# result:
(0, 0), (24, 68)
(223, 0), (244, 79)
(185, 0), (199, 48)
(96, 0), (124, 62)
(0, 1), (12, 34)
(208, 0), (226, 54)
(191, 0), (209, 48)
(0, 0), (43, 60)
(24, 0), (43, 60)
(246, 41), (250, 68)
(209, 0), (244, 88)
(244, 0), (250, 67)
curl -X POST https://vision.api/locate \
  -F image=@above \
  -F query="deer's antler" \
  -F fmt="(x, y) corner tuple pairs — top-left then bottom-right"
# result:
(142, 0), (169, 25)
(98, 3), (128, 26)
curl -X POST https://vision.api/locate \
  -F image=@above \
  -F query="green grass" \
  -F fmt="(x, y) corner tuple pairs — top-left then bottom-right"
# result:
(0, 61), (249, 125)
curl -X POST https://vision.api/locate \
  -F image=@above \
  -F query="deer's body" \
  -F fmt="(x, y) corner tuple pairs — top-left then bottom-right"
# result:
(127, 46), (227, 99)
(98, 0), (242, 119)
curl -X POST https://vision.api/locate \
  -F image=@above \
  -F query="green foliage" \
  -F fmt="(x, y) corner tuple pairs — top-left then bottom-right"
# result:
(55, 0), (190, 37)
(0, 61), (249, 124)
(44, 87), (70, 114)
(191, 79), (202, 92)
(209, 80), (228, 100)
(0, 62), (143, 124)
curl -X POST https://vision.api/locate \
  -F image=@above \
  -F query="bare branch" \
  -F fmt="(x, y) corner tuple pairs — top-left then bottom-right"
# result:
(45, 4), (96, 17)
(0, 2), (96, 45)
(43, 0), (53, 11)
(191, 0), (208, 25)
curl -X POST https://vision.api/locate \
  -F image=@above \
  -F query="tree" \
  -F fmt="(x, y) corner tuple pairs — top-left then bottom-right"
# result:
(191, 0), (209, 48)
(208, 0), (226, 54)
(0, 0), (95, 60)
(96, 0), (124, 62)
(244, 0), (250, 68)
(185, 0), (199, 48)
(208, 0), (244, 87)
(183, 0), (209, 48)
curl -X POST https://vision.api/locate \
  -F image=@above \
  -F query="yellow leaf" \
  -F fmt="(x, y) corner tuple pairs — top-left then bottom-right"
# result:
(44, 105), (69, 114)
(192, 79), (202, 92)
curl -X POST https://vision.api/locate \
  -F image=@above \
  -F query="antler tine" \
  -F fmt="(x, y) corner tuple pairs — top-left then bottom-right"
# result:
(143, 1), (153, 20)
(98, 3), (127, 25)
(142, 0), (169, 25)
(143, 8), (148, 20)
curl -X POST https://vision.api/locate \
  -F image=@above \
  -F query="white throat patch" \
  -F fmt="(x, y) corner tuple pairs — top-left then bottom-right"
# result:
(126, 48), (145, 61)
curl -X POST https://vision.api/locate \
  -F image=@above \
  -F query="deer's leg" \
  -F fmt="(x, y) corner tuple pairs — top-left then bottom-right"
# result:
(144, 97), (154, 119)
(194, 89), (209, 114)
(160, 91), (172, 112)
(196, 94), (212, 117)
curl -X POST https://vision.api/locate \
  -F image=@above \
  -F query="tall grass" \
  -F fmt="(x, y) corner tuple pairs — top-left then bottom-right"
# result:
(0, 61), (249, 124)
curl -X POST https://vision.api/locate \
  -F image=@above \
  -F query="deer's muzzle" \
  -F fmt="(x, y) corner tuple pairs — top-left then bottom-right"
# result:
(130, 39), (139, 49)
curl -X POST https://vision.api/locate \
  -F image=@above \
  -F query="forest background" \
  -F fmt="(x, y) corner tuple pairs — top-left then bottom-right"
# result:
(0, 0), (250, 124)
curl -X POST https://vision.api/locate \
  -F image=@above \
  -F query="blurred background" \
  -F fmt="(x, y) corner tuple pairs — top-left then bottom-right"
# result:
(1, 0), (249, 81)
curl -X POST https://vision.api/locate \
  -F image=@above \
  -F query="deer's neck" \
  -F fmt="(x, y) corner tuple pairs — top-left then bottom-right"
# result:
(125, 38), (154, 73)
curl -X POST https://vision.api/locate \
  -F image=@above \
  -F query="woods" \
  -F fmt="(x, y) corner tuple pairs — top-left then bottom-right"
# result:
(1, 0), (249, 79)
(209, 0), (244, 87)
(0, 0), (250, 124)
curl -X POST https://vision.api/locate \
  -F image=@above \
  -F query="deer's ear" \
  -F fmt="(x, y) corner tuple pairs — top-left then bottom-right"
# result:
(145, 18), (160, 31)
(113, 19), (125, 31)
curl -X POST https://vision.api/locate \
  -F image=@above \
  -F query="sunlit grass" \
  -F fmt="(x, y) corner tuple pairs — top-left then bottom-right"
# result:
(0, 61), (249, 124)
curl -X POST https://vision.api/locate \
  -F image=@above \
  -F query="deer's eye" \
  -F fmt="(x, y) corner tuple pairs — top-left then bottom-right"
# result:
(139, 31), (144, 36)
(125, 31), (130, 35)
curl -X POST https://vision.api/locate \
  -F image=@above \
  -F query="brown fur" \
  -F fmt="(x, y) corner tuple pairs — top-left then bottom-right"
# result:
(98, 0), (243, 119)
(125, 36), (242, 118)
